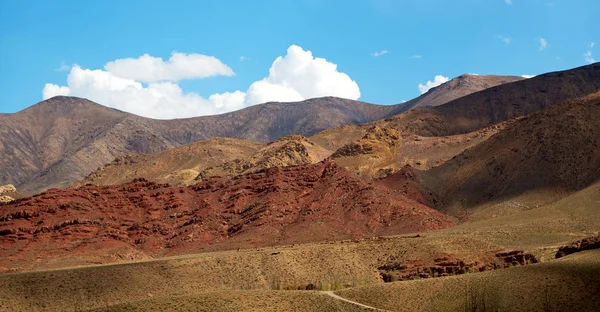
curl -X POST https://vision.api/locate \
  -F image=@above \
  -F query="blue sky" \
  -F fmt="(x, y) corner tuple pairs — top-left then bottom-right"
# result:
(0, 0), (598, 118)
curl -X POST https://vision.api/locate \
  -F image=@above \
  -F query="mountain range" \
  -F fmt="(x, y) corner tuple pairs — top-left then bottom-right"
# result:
(0, 73), (525, 194)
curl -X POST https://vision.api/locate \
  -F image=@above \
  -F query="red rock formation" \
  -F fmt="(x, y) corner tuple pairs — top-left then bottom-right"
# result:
(0, 161), (454, 268)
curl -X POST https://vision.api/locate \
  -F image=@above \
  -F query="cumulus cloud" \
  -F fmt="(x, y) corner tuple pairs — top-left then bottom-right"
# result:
(104, 52), (234, 82)
(496, 35), (511, 44)
(43, 65), (217, 119)
(418, 75), (449, 94)
(372, 50), (390, 57)
(42, 45), (360, 119)
(208, 90), (247, 112)
(42, 83), (71, 99)
(242, 45), (360, 105)
(539, 38), (548, 51)
(584, 42), (596, 64)
(521, 74), (535, 79)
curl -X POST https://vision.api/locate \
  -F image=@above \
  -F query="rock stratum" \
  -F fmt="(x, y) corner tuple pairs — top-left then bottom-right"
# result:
(0, 161), (453, 270)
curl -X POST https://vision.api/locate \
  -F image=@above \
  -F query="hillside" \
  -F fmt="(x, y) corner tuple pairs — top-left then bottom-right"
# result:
(197, 135), (331, 180)
(0, 161), (454, 270)
(0, 73), (521, 195)
(75, 138), (263, 187)
(394, 62), (600, 137)
(420, 91), (600, 216)
(325, 122), (511, 179)
(402, 74), (524, 110)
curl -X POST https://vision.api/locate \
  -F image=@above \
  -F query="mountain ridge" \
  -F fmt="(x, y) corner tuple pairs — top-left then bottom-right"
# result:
(1, 73), (517, 194)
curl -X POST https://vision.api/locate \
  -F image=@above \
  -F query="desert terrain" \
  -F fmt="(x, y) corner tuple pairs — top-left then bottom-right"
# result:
(0, 63), (599, 311)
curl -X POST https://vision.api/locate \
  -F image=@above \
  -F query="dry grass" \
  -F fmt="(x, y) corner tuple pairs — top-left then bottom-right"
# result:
(1, 180), (598, 311)
(336, 249), (600, 312)
(88, 291), (369, 312)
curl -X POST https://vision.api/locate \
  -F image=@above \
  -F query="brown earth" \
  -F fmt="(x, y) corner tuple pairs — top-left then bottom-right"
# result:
(0, 161), (454, 270)
(197, 135), (331, 180)
(1, 174), (598, 310)
(325, 121), (513, 179)
(419, 91), (600, 216)
(402, 74), (524, 110)
(0, 73), (527, 195)
(75, 138), (263, 188)
(395, 62), (600, 137)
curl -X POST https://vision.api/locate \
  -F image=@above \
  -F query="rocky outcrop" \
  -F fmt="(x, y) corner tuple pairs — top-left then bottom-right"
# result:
(0, 196), (14, 204)
(0, 185), (16, 195)
(330, 126), (400, 158)
(555, 235), (600, 259)
(378, 250), (538, 282)
(197, 135), (330, 180)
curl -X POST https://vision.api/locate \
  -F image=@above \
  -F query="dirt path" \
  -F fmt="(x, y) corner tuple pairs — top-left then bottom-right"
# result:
(323, 291), (390, 311)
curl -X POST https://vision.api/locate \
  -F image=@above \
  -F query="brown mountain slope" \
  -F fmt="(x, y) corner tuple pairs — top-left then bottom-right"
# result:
(420, 91), (600, 214)
(0, 72), (521, 195)
(0, 161), (454, 270)
(328, 122), (512, 179)
(75, 138), (263, 187)
(395, 62), (600, 137)
(197, 135), (331, 180)
(403, 74), (524, 110)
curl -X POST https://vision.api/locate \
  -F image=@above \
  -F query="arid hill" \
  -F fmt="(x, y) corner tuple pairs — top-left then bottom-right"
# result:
(75, 138), (263, 187)
(0, 161), (454, 270)
(0, 73), (522, 195)
(395, 62), (600, 137)
(402, 74), (524, 110)
(197, 135), (331, 180)
(420, 91), (600, 214)
(326, 122), (511, 179)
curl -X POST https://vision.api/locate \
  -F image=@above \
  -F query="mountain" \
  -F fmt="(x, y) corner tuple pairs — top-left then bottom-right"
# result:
(75, 138), (263, 188)
(392, 62), (600, 137)
(1, 73), (517, 195)
(0, 161), (454, 269)
(0, 97), (395, 194)
(402, 74), (524, 110)
(325, 122), (512, 179)
(418, 91), (600, 216)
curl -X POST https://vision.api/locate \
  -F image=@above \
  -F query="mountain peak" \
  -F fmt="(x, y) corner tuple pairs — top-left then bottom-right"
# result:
(405, 74), (524, 110)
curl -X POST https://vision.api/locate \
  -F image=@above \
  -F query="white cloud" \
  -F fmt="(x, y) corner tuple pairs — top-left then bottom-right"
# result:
(521, 74), (535, 79)
(539, 38), (548, 51)
(418, 75), (449, 94)
(104, 52), (234, 83)
(208, 90), (247, 112)
(239, 56), (249, 61)
(42, 45), (360, 119)
(243, 45), (360, 105)
(505, 0), (512, 4)
(43, 65), (216, 119)
(584, 42), (596, 64)
(410, 55), (422, 59)
(42, 83), (71, 99)
(496, 35), (511, 44)
(372, 50), (390, 57)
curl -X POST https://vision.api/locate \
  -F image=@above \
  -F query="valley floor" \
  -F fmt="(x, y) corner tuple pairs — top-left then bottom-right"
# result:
(1, 180), (599, 311)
